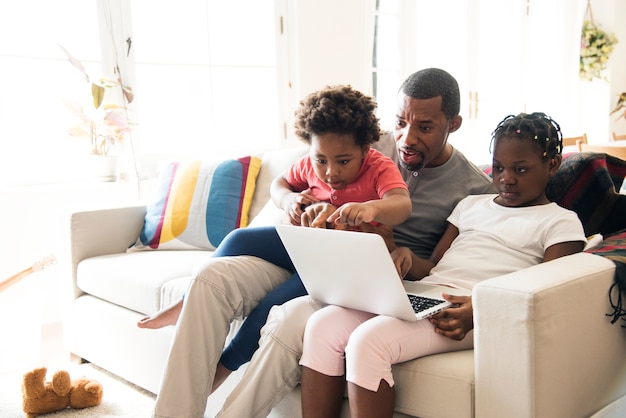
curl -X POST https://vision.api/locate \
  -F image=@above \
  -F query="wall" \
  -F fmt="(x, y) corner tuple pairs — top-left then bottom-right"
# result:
(0, 181), (142, 325)
(608, 0), (626, 137)
(279, 0), (375, 146)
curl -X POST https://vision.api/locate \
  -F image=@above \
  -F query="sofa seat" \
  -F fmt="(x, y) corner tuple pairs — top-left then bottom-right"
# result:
(77, 251), (212, 317)
(392, 350), (474, 417)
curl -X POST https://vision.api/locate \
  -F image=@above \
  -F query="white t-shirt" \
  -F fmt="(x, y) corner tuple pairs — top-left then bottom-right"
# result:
(421, 194), (586, 290)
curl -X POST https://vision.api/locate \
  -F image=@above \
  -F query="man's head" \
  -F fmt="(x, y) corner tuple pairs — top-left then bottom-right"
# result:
(393, 68), (462, 171)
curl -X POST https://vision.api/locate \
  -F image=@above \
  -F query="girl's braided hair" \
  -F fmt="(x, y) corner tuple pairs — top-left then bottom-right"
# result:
(294, 85), (380, 148)
(490, 112), (563, 159)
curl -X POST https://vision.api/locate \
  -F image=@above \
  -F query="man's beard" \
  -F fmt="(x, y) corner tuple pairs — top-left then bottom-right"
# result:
(397, 149), (425, 172)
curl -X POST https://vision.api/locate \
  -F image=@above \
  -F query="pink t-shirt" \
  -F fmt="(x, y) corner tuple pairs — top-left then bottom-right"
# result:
(284, 148), (407, 206)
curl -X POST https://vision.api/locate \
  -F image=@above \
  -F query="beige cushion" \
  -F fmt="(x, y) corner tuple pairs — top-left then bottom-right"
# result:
(393, 350), (474, 418)
(77, 250), (210, 314)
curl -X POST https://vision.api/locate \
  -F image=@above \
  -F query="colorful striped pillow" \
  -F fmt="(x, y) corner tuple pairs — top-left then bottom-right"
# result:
(130, 156), (262, 251)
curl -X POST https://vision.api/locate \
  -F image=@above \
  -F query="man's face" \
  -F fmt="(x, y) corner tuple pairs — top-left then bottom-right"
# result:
(393, 94), (460, 170)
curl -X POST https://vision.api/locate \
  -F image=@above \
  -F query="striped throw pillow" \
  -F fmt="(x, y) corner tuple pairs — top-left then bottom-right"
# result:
(130, 156), (262, 251)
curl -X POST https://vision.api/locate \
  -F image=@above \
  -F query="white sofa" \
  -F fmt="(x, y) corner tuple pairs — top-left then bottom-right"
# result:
(63, 146), (626, 417)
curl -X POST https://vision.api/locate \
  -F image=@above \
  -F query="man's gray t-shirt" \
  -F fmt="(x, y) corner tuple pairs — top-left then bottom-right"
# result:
(374, 132), (494, 258)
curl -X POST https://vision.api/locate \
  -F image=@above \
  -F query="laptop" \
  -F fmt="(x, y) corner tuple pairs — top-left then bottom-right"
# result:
(275, 224), (470, 321)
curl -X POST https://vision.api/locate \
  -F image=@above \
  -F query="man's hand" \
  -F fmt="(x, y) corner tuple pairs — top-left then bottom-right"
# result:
(390, 247), (412, 279)
(428, 293), (473, 341)
(357, 223), (397, 252)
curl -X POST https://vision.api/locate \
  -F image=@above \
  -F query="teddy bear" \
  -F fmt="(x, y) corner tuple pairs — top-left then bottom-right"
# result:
(22, 367), (103, 417)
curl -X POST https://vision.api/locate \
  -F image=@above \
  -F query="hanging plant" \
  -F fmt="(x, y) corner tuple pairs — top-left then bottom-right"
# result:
(579, 2), (618, 81)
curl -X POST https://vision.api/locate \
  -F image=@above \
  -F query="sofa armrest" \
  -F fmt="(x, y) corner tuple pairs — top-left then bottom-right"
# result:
(473, 252), (626, 418)
(68, 205), (146, 299)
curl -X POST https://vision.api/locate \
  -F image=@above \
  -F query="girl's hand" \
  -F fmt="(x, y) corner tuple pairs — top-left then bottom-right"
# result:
(296, 189), (318, 207)
(300, 202), (338, 228)
(285, 189), (319, 225)
(428, 293), (474, 341)
(327, 202), (376, 226)
(390, 247), (412, 278)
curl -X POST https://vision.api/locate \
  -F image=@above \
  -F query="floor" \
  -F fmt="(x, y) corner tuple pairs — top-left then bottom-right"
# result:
(40, 320), (73, 366)
(1, 320), (72, 374)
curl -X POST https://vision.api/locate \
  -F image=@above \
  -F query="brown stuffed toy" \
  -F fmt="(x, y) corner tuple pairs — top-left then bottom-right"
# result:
(22, 367), (103, 417)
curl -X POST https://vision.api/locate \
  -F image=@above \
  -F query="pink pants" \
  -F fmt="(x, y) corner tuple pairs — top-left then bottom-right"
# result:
(299, 305), (474, 391)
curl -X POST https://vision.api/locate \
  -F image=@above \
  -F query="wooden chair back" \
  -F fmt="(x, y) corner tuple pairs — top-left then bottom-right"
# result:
(579, 143), (626, 160)
(612, 132), (626, 141)
(563, 134), (587, 149)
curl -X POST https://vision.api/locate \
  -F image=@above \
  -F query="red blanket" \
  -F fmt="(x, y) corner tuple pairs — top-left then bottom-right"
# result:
(545, 152), (626, 236)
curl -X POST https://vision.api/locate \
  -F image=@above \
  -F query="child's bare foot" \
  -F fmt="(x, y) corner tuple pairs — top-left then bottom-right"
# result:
(137, 299), (183, 329)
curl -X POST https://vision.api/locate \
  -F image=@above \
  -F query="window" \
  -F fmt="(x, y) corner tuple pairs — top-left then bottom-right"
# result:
(0, 1), (102, 186)
(0, 0), (283, 187)
(371, 0), (582, 165)
(372, 0), (402, 131)
(130, 0), (282, 160)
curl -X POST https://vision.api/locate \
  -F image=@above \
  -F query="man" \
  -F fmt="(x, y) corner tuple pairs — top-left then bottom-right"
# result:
(213, 67), (494, 417)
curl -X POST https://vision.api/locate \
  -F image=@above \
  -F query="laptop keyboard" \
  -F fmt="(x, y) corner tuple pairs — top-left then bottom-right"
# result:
(407, 294), (444, 313)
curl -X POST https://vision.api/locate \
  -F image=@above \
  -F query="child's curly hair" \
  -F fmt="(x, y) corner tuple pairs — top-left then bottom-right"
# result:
(490, 112), (563, 159)
(294, 85), (380, 148)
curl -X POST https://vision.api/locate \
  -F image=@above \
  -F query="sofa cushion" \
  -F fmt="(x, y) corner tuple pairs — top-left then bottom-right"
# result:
(130, 156), (262, 251)
(77, 250), (211, 314)
(392, 350), (474, 418)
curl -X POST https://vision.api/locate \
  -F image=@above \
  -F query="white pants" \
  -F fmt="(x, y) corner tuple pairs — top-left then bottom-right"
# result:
(153, 255), (291, 418)
(300, 305), (475, 391)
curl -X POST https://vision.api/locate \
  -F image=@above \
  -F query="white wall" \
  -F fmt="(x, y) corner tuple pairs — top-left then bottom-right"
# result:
(292, 0), (374, 95)
(0, 181), (141, 326)
(281, 0), (375, 145)
(608, 0), (626, 137)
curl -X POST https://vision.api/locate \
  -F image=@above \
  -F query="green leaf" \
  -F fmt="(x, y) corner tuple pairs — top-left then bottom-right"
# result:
(91, 83), (105, 108)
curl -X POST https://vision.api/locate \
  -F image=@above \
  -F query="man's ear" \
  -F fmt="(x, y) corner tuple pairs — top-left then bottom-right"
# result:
(449, 115), (462, 133)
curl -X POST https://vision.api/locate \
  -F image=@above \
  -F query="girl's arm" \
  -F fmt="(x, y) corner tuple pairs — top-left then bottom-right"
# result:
(543, 240), (585, 262)
(326, 188), (411, 227)
(270, 175), (318, 225)
(401, 222), (459, 281)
